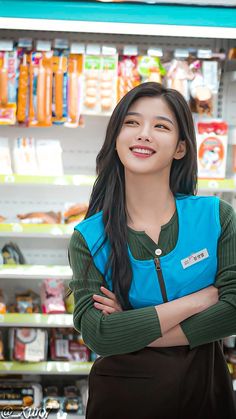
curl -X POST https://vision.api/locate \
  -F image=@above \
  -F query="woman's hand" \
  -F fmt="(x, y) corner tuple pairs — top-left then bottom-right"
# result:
(93, 286), (123, 315)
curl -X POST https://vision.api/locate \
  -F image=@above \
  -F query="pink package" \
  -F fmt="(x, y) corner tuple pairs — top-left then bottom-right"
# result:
(41, 278), (66, 314)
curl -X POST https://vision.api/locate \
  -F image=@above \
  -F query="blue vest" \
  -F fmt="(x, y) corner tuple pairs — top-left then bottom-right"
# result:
(74, 195), (221, 309)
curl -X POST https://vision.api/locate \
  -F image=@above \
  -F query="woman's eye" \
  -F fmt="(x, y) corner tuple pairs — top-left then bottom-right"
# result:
(124, 120), (138, 126)
(155, 124), (169, 130)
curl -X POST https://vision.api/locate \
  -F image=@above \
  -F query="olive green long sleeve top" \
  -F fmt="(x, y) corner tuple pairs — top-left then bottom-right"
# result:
(69, 199), (236, 357)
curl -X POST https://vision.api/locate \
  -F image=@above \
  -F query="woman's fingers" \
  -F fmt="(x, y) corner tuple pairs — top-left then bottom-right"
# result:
(94, 302), (116, 313)
(100, 286), (116, 300)
(93, 294), (116, 307)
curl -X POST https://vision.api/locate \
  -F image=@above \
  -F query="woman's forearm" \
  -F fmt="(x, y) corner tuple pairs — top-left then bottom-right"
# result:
(148, 325), (189, 347)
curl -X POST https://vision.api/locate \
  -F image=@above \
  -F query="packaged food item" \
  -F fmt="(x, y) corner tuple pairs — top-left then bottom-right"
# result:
(117, 55), (140, 102)
(0, 331), (5, 360)
(63, 386), (83, 415)
(66, 54), (83, 127)
(0, 137), (12, 174)
(41, 278), (66, 314)
(16, 53), (29, 124)
(13, 137), (38, 175)
(0, 382), (42, 409)
(138, 55), (166, 85)
(64, 203), (88, 224)
(0, 289), (7, 314)
(52, 54), (68, 124)
(83, 55), (100, 113)
(0, 51), (17, 125)
(17, 211), (61, 224)
(15, 290), (40, 313)
(167, 59), (194, 100)
(28, 51), (53, 127)
(0, 215), (6, 223)
(10, 328), (48, 362)
(43, 386), (61, 412)
(100, 54), (118, 113)
(65, 288), (74, 314)
(50, 328), (90, 361)
(1, 242), (26, 264)
(36, 139), (64, 175)
(197, 121), (228, 179)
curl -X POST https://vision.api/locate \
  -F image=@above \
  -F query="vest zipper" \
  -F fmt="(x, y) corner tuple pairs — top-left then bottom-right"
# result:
(154, 257), (168, 303)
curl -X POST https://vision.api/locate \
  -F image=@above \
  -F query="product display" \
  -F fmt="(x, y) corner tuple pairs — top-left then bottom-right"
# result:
(0, 1), (235, 414)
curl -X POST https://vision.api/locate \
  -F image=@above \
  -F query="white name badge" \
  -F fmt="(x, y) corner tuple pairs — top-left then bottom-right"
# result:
(181, 248), (209, 269)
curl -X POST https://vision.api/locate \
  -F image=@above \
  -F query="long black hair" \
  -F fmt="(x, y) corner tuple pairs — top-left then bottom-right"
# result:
(86, 82), (197, 310)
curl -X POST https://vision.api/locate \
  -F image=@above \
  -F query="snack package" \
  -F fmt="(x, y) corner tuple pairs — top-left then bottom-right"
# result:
(197, 121), (228, 179)
(0, 51), (17, 125)
(0, 383), (42, 409)
(0, 137), (12, 174)
(167, 59), (194, 100)
(28, 51), (53, 127)
(1, 242), (26, 264)
(138, 55), (166, 85)
(83, 54), (100, 113)
(16, 52), (29, 124)
(0, 289), (7, 314)
(117, 55), (140, 102)
(0, 331), (5, 360)
(52, 54), (68, 125)
(36, 139), (64, 175)
(43, 386), (61, 412)
(16, 290), (40, 313)
(65, 289), (74, 314)
(10, 328), (48, 362)
(100, 54), (118, 113)
(63, 203), (88, 224)
(50, 328), (90, 361)
(17, 211), (61, 224)
(63, 386), (83, 415)
(13, 137), (38, 175)
(66, 54), (83, 127)
(41, 278), (66, 314)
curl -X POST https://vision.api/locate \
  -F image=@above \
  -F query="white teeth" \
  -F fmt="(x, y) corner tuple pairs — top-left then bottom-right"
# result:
(131, 148), (153, 155)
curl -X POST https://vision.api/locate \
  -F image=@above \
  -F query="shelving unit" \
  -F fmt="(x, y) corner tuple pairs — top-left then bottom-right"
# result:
(0, 0), (236, 412)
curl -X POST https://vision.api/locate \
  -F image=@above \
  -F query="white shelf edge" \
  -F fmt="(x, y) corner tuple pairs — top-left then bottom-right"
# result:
(0, 232), (71, 239)
(1, 18), (236, 39)
(0, 313), (73, 328)
(0, 265), (72, 280)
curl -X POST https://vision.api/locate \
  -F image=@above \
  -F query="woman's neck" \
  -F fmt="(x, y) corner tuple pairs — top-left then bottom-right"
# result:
(125, 171), (175, 228)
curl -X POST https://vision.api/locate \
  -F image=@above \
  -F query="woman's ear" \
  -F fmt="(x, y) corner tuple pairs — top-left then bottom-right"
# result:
(174, 140), (186, 160)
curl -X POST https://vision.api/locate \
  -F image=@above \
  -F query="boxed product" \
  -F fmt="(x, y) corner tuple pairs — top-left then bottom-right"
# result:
(197, 121), (228, 179)
(36, 139), (64, 175)
(0, 382), (42, 409)
(13, 137), (38, 175)
(10, 328), (48, 362)
(50, 328), (90, 361)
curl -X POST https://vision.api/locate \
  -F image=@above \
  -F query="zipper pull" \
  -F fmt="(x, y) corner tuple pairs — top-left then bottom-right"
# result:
(154, 257), (160, 270)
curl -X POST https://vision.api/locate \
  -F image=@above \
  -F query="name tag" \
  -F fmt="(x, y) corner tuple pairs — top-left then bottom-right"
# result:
(181, 248), (209, 269)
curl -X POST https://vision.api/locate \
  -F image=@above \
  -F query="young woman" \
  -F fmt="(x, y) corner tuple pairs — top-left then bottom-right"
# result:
(69, 82), (236, 419)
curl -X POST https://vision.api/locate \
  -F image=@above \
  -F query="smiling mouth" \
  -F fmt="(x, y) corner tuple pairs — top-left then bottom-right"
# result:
(129, 147), (156, 156)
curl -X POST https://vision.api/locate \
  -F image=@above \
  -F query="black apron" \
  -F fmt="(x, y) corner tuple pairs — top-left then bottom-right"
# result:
(86, 341), (236, 419)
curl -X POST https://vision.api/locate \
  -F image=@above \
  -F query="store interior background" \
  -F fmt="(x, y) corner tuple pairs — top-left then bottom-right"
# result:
(0, 0), (236, 416)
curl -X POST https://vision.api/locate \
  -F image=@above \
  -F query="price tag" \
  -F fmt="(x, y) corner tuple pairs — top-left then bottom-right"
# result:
(197, 49), (212, 59)
(123, 45), (138, 56)
(70, 43), (85, 54)
(102, 45), (117, 55)
(86, 44), (101, 55)
(147, 48), (163, 57)
(174, 49), (189, 58)
(0, 40), (13, 51)
(36, 40), (52, 52)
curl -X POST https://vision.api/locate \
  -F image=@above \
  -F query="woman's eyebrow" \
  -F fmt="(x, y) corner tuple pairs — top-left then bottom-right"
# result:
(125, 112), (174, 125)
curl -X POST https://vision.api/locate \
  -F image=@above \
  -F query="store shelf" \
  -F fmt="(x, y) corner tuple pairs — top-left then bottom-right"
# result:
(0, 1), (236, 38)
(0, 361), (92, 375)
(0, 224), (73, 238)
(0, 313), (73, 328)
(197, 178), (236, 192)
(0, 174), (96, 186)
(0, 265), (72, 279)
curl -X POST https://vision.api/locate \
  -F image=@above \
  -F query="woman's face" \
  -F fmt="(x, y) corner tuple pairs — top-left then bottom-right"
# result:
(116, 96), (186, 176)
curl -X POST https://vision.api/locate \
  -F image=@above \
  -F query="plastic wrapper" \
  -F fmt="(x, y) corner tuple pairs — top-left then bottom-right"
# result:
(0, 137), (12, 174)
(17, 211), (61, 224)
(117, 55), (140, 102)
(50, 328), (90, 361)
(41, 278), (66, 314)
(13, 137), (38, 175)
(0, 51), (17, 125)
(36, 139), (64, 175)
